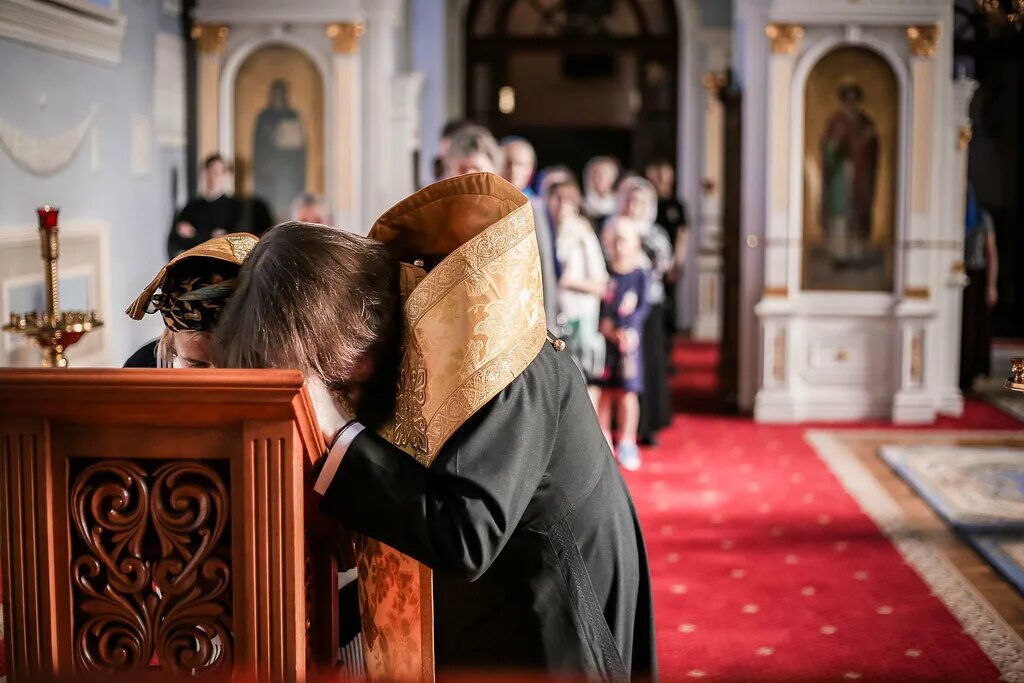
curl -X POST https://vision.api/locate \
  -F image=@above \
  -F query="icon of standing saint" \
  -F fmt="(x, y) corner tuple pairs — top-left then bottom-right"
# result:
(253, 80), (307, 222)
(819, 79), (879, 267)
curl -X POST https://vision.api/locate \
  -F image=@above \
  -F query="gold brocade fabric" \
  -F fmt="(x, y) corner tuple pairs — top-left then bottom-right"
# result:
(355, 173), (548, 682)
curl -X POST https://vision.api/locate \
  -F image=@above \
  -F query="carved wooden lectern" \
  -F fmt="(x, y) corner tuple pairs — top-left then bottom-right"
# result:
(0, 369), (345, 682)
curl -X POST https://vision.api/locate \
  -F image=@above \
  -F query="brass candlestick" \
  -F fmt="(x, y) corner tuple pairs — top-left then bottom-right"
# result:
(2, 206), (103, 368)
(1006, 358), (1024, 393)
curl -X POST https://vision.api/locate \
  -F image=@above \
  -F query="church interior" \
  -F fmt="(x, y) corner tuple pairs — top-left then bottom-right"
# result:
(0, 0), (1023, 681)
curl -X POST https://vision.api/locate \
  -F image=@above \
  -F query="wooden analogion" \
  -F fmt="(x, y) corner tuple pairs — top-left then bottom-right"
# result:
(0, 369), (349, 681)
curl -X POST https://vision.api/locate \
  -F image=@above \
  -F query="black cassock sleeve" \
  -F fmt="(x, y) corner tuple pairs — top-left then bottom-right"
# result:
(318, 359), (559, 581)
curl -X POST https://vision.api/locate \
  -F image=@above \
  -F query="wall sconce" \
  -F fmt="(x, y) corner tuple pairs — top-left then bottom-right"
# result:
(498, 86), (516, 114)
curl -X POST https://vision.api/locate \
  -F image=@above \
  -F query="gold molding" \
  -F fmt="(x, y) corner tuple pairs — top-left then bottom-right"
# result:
(191, 24), (228, 54)
(910, 331), (924, 384)
(906, 24), (940, 58)
(958, 124), (973, 151)
(765, 23), (804, 55)
(327, 22), (365, 54)
(701, 71), (729, 95)
(773, 331), (786, 381)
(763, 286), (789, 298)
(903, 286), (931, 299)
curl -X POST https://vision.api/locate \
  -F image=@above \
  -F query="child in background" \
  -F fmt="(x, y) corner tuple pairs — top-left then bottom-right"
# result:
(597, 217), (651, 471)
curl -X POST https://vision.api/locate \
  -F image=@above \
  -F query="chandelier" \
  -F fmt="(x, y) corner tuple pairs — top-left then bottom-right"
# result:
(976, 0), (1024, 31)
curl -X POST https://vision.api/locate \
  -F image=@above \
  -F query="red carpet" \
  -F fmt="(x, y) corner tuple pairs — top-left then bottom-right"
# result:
(624, 341), (1021, 681)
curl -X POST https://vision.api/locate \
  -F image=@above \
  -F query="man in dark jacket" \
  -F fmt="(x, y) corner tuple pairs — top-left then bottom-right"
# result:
(215, 174), (657, 681)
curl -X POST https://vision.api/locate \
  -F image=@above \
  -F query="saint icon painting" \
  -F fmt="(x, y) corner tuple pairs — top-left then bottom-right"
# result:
(802, 47), (898, 292)
(233, 46), (325, 224)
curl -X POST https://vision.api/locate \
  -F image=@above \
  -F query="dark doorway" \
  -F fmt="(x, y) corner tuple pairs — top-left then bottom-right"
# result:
(465, 0), (679, 180)
(954, 1), (1024, 339)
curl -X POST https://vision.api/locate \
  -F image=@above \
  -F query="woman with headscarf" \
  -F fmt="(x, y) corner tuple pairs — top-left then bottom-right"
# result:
(582, 156), (621, 232)
(125, 232), (259, 367)
(548, 177), (608, 403)
(605, 176), (674, 446)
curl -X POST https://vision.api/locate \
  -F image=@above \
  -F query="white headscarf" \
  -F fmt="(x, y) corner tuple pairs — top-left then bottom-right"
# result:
(582, 156), (620, 218)
(614, 175), (659, 228)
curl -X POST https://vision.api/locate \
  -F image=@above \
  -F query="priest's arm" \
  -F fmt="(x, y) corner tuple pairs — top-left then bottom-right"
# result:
(315, 365), (556, 580)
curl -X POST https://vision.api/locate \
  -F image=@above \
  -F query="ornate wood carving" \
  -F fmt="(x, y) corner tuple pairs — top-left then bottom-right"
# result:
(0, 371), (325, 683)
(69, 459), (232, 673)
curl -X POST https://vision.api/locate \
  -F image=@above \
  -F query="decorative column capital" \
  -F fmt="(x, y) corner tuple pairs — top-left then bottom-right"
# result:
(327, 22), (365, 54)
(701, 71), (729, 96)
(958, 124), (973, 151)
(191, 24), (228, 54)
(765, 23), (804, 55)
(906, 24), (940, 58)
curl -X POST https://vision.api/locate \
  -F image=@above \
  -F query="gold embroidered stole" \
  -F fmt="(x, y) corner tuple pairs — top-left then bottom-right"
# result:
(355, 174), (548, 681)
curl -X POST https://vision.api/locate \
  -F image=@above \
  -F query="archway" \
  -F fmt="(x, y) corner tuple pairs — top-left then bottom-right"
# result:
(233, 45), (325, 223)
(464, 0), (679, 177)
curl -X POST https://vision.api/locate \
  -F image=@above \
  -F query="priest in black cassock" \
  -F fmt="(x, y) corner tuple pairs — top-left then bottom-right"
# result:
(167, 154), (243, 259)
(215, 173), (657, 681)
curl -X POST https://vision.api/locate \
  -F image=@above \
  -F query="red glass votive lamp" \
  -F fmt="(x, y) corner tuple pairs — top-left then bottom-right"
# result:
(37, 206), (59, 231)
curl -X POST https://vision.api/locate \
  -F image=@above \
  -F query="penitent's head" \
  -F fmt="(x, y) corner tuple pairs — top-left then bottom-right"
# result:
(214, 221), (402, 415)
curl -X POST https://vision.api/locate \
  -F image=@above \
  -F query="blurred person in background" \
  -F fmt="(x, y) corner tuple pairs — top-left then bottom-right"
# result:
(582, 156), (621, 231)
(609, 176), (674, 446)
(501, 136), (538, 199)
(442, 124), (504, 177)
(548, 177), (608, 406)
(290, 192), (332, 225)
(597, 217), (651, 471)
(168, 154), (243, 259)
(960, 183), (999, 393)
(645, 158), (689, 343)
(532, 165), (578, 329)
(434, 118), (476, 182)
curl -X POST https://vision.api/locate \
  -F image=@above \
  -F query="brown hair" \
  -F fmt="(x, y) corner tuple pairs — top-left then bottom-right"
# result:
(214, 221), (403, 428)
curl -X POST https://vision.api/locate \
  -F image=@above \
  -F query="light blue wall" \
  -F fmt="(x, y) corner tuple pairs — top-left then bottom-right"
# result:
(0, 1), (185, 365)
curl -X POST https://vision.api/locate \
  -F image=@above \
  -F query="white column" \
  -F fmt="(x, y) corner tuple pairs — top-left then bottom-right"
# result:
(361, 4), (400, 227)
(762, 23), (803, 298)
(391, 72), (425, 201)
(693, 71), (727, 341)
(327, 22), (364, 233)
(754, 22), (803, 422)
(902, 25), (940, 298)
(894, 24), (944, 423)
(936, 74), (977, 413)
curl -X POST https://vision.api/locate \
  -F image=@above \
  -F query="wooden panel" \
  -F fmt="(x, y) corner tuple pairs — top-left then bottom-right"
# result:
(0, 373), (325, 682)
(60, 425), (237, 460)
(0, 419), (58, 679)
(235, 421), (306, 683)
